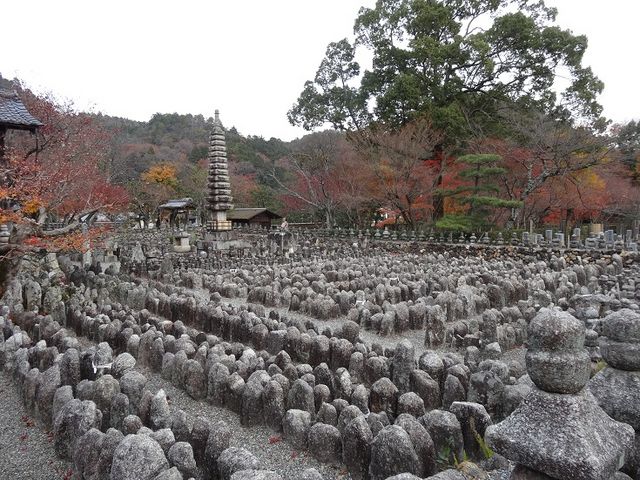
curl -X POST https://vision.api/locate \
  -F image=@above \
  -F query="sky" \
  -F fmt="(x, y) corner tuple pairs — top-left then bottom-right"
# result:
(2, 0), (638, 141)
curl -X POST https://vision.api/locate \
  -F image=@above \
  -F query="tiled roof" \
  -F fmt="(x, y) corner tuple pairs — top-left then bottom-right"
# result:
(0, 90), (43, 130)
(227, 208), (282, 220)
(158, 198), (196, 209)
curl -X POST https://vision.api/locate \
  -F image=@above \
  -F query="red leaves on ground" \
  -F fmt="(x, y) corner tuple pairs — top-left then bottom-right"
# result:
(21, 415), (35, 427)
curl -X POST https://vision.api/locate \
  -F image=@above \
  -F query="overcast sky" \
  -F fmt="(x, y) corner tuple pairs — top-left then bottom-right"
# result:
(2, 0), (638, 140)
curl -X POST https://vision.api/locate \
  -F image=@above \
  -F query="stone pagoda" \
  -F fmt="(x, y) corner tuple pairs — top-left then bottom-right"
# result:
(206, 109), (233, 232)
(201, 110), (247, 250)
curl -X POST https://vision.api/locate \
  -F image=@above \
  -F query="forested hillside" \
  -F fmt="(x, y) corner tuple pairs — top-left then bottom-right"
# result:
(93, 112), (296, 224)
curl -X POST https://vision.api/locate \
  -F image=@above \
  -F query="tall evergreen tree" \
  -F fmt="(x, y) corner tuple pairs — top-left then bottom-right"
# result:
(288, 0), (604, 219)
(437, 154), (521, 230)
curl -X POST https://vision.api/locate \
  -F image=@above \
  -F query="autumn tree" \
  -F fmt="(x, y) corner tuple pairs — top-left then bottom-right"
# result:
(141, 163), (178, 188)
(129, 163), (178, 228)
(479, 111), (613, 227)
(229, 168), (260, 208)
(268, 131), (376, 227)
(1, 85), (128, 260)
(350, 118), (444, 226)
(609, 121), (640, 234)
(289, 0), (604, 219)
(268, 131), (344, 227)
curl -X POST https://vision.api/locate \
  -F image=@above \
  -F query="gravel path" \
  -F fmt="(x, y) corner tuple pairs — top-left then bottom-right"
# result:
(0, 372), (72, 480)
(142, 368), (348, 479)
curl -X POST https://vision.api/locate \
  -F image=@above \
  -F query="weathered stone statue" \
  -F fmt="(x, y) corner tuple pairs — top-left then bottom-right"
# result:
(486, 308), (634, 480)
(590, 309), (640, 478)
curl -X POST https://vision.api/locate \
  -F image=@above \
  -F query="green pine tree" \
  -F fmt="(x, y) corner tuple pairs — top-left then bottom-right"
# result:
(437, 154), (522, 231)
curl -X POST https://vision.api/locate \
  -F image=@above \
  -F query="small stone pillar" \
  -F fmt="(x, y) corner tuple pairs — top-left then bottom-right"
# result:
(100, 242), (121, 273)
(44, 252), (63, 277)
(625, 229), (634, 248)
(552, 232), (564, 248)
(486, 308), (634, 480)
(172, 232), (191, 253)
(82, 242), (92, 267)
(615, 235), (625, 251)
(585, 235), (597, 249)
(0, 223), (9, 245)
(590, 309), (640, 478)
(570, 228), (581, 249)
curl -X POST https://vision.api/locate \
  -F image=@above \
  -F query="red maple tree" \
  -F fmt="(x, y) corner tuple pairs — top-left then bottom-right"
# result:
(1, 85), (128, 258)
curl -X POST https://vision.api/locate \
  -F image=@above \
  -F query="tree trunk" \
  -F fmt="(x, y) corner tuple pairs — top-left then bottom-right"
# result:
(431, 144), (445, 220)
(405, 203), (417, 227)
(0, 126), (6, 167)
(0, 126), (8, 212)
(432, 188), (444, 221)
(325, 210), (333, 229)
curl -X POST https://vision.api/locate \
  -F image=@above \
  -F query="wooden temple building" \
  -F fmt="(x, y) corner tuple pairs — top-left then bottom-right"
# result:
(157, 198), (196, 230)
(0, 89), (42, 164)
(227, 208), (282, 229)
(0, 89), (42, 245)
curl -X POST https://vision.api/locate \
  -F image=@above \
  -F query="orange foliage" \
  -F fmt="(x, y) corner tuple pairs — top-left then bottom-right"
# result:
(142, 164), (178, 188)
(22, 226), (110, 253)
(350, 118), (445, 225)
(1, 85), (129, 255)
(530, 163), (624, 225)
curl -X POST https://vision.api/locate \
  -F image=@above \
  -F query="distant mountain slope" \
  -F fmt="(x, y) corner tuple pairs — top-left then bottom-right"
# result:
(93, 112), (294, 212)
(0, 72), (340, 219)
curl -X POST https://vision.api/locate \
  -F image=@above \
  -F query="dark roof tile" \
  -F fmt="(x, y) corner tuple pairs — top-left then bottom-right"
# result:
(159, 198), (195, 209)
(227, 208), (282, 220)
(0, 90), (43, 130)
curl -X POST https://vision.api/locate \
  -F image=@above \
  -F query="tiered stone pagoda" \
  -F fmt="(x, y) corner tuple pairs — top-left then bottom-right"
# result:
(206, 109), (233, 232)
(201, 109), (247, 250)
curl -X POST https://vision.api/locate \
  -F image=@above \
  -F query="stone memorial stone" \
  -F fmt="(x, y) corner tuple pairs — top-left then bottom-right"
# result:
(487, 308), (634, 480)
(110, 434), (170, 480)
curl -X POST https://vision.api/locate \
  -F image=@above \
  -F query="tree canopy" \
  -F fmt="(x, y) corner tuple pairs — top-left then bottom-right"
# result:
(288, 0), (604, 138)
(0, 83), (129, 257)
